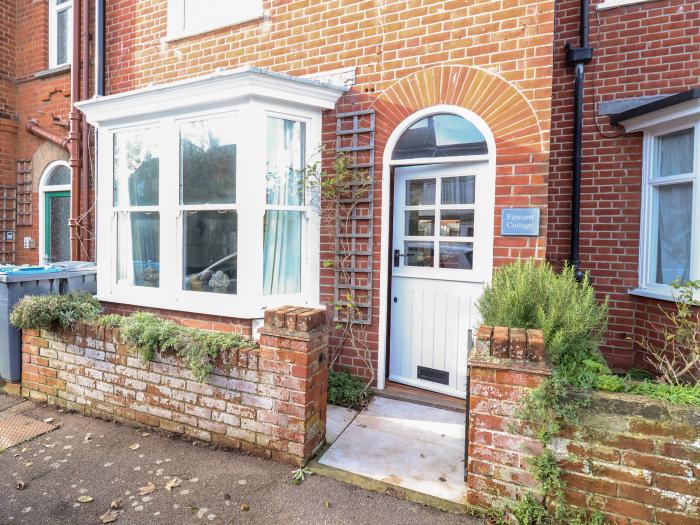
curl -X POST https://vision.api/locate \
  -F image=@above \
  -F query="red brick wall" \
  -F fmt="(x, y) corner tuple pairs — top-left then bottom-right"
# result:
(20, 306), (329, 466)
(102, 0), (557, 381)
(0, 0), (17, 188)
(468, 333), (700, 524)
(548, 0), (700, 369)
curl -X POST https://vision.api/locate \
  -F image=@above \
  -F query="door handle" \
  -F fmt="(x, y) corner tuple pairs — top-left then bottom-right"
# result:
(393, 249), (408, 267)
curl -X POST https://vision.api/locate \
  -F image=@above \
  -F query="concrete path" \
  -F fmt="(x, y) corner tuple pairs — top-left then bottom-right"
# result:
(319, 397), (468, 507)
(0, 394), (479, 525)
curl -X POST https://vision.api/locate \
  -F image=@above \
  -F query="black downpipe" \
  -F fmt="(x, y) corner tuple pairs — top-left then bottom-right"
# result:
(566, 0), (593, 282)
(95, 0), (105, 96)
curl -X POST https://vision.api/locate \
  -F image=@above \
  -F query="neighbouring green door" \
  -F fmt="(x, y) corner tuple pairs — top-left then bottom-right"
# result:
(44, 191), (70, 263)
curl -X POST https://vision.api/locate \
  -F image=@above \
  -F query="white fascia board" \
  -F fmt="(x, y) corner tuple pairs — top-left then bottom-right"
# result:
(619, 99), (700, 133)
(76, 67), (347, 127)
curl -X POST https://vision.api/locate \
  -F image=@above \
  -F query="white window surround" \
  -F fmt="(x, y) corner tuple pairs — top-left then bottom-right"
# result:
(597, 0), (660, 10)
(76, 67), (346, 319)
(48, 0), (72, 69)
(165, 0), (264, 42)
(617, 98), (700, 301)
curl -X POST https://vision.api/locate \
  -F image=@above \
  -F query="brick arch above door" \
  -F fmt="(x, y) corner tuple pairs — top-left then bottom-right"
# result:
(372, 65), (547, 159)
(372, 64), (550, 267)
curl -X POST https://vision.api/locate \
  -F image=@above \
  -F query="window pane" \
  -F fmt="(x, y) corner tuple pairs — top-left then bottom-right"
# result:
(440, 210), (474, 237)
(657, 129), (694, 178)
(266, 118), (305, 206)
(183, 210), (237, 294)
(441, 176), (475, 205)
(392, 114), (488, 160)
(405, 210), (434, 236)
(404, 241), (434, 267)
(113, 129), (159, 206)
(439, 242), (473, 269)
(406, 179), (435, 206)
(655, 183), (692, 285)
(263, 211), (302, 295)
(46, 165), (70, 186)
(180, 119), (236, 205)
(56, 8), (69, 65)
(117, 212), (160, 288)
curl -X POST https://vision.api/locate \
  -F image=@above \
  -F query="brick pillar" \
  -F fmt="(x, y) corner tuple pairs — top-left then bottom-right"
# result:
(259, 306), (329, 465)
(467, 325), (551, 509)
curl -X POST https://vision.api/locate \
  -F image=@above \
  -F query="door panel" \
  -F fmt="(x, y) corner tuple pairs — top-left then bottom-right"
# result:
(389, 163), (492, 398)
(45, 191), (71, 263)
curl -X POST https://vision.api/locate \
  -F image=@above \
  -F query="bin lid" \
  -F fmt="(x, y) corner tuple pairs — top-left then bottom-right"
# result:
(54, 261), (97, 273)
(0, 265), (65, 282)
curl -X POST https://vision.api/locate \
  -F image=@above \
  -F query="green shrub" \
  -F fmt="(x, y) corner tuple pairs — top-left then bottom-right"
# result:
(10, 291), (102, 330)
(115, 312), (254, 381)
(96, 313), (124, 328)
(328, 370), (372, 409)
(597, 375), (700, 406)
(478, 260), (608, 389)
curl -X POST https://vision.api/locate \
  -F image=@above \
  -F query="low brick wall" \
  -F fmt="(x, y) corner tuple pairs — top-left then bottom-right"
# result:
(20, 306), (328, 466)
(468, 326), (700, 524)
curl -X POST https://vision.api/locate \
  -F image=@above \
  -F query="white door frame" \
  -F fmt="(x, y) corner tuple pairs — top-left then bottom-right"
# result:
(39, 160), (73, 265)
(376, 104), (497, 392)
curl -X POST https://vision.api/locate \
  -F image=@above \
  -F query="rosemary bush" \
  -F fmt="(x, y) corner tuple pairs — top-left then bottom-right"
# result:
(10, 291), (102, 330)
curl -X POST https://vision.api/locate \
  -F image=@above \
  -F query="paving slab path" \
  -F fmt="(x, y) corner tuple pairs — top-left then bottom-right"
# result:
(0, 394), (482, 525)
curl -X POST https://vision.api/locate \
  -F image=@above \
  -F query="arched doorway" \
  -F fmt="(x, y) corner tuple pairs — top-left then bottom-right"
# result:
(382, 106), (496, 398)
(40, 160), (72, 263)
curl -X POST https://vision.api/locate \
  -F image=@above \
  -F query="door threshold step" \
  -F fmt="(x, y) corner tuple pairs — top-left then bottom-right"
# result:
(376, 382), (466, 413)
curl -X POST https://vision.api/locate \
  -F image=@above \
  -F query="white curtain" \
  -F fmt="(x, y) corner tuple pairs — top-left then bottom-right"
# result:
(263, 118), (304, 295)
(656, 183), (692, 285)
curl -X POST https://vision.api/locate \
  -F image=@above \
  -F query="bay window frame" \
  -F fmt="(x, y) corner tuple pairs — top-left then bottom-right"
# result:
(81, 68), (344, 318)
(637, 119), (700, 299)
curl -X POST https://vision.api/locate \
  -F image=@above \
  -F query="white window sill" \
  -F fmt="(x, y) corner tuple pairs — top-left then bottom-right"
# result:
(162, 14), (263, 43)
(597, 0), (661, 10)
(628, 287), (676, 303)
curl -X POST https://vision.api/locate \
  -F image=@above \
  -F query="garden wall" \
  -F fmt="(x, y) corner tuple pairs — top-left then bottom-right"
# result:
(20, 306), (329, 466)
(468, 326), (700, 525)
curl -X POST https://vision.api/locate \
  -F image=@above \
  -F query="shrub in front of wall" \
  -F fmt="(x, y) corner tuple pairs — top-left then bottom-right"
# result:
(10, 291), (102, 330)
(328, 370), (373, 409)
(98, 312), (255, 382)
(478, 259), (608, 389)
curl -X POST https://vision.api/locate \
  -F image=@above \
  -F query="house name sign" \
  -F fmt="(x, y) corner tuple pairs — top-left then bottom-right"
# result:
(501, 208), (540, 237)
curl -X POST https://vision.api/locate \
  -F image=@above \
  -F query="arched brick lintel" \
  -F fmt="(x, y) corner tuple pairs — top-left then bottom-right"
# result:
(372, 65), (545, 157)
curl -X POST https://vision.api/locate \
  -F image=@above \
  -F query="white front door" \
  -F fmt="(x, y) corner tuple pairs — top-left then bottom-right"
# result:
(389, 162), (493, 397)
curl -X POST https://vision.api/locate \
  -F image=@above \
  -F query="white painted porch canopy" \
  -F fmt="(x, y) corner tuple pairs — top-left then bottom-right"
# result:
(75, 67), (346, 319)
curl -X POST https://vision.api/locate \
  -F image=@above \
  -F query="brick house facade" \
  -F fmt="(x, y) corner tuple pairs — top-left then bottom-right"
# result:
(0, 0), (697, 395)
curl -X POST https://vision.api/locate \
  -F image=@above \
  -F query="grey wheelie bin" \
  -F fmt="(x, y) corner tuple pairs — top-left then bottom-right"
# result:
(55, 261), (97, 294)
(0, 265), (64, 382)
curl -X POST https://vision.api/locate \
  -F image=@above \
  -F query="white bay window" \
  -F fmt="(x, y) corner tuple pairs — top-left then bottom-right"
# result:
(77, 67), (346, 318)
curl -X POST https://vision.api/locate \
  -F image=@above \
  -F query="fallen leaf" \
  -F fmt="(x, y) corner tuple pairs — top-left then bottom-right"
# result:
(165, 478), (181, 491)
(323, 499), (330, 509)
(141, 432), (150, 437)
(15, 481), (25, 490)
(99, 510), (119, 523)
(76, 495), (93, 503)
(84, 433), (93, 442)
(240, 503), (250, 512)
(129, 444), (140, 451)
(24, 462), (32, 467)
(110, 498), (122, 509)
(43, 417), (54, 423)
(139, 482), (156, 496)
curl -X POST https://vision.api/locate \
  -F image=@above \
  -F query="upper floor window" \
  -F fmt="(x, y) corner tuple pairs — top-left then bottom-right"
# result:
(166, 0), (263, 41)
(49, 0), (72, 68)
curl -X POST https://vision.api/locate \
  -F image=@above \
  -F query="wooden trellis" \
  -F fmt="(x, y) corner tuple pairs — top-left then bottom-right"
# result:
(16, 159), (32, 227)
(0, 185), (17, 264)
(334, 110), (375, 325)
